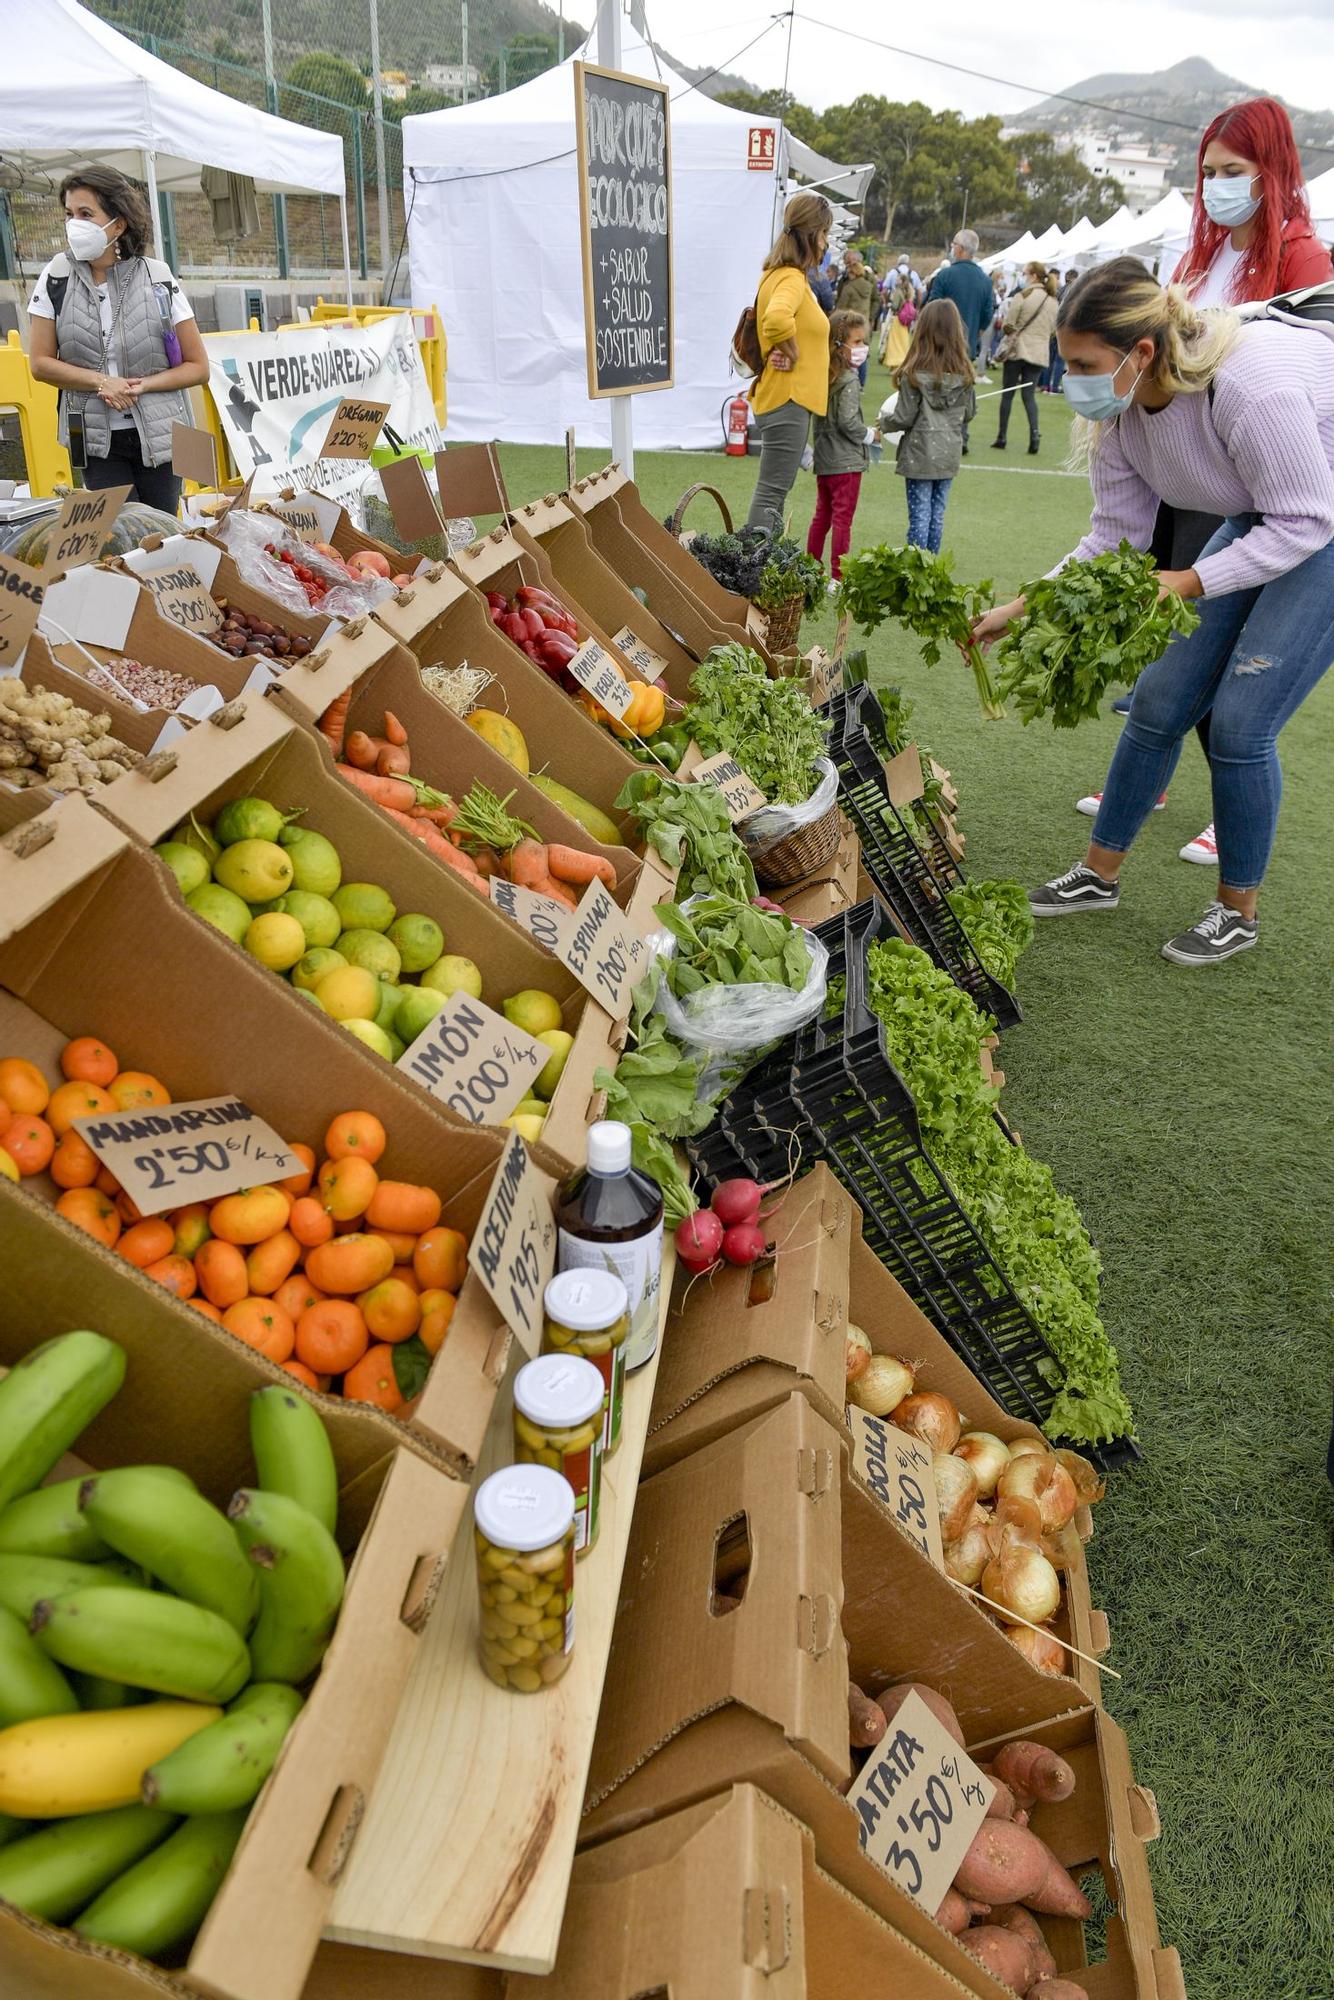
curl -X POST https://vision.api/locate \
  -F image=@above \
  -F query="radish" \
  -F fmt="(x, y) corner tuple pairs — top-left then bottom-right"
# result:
(710, 1178), (763, 1230)
(676, 1208), (723, 1272)
(721, 1222), (768, 1266)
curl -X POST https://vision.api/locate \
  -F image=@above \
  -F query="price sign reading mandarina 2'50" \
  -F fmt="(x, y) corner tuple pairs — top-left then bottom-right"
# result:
(574, 61), (673, 398)
(71, 1096), (301, 1217)
(847, 1690), (994, 1917)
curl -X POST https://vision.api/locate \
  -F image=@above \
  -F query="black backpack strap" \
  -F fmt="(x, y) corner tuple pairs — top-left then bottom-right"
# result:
(46, 271), (69, 318)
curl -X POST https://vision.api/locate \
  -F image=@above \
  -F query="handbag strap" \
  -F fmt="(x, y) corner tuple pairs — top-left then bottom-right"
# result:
(1010, 289), (1046, 338)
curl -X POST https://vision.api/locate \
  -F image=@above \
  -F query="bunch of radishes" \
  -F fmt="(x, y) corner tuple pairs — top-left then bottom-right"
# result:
(675, 1177), (775, 1275)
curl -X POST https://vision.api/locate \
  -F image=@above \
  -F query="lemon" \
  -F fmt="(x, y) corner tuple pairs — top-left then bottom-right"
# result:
(504, 990), (562, 1036)
(342, 1018), (395, 1060)
(503, 1114), (547, 1143)
(244, 912), (307, 971)
(214, 839), (293, 903)
(293, 947), (346, 992)
(316, 965), (379, 1022)
(186, 882), (251, 945)
(386, 1032), (406, 1062)
(214, 796), (290, 846)
(533, 1028), (574, 1100)
(153, 840), (209, 897)
(421, 954), (483, 1001)
(337, 929), (402, 982)
(373, 978), (402, 1033)
(515, 1097), (547, 1119)
(395, 984), (447, 1043)
(279, 827), (342, 898)
(387, 913), (444, 974)
(273, 891), (341, 949)
(171, 815), (221, 869)
(331, 883), (396, 934)
(0, 1148), (19, 1183)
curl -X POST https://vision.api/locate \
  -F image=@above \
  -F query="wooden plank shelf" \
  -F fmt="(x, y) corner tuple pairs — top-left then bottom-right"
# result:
(324, 1250), (675, 1974)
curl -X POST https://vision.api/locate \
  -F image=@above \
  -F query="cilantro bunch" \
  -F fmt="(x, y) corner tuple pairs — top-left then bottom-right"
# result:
(946, 880), (1033, 990)
(994, 544), (1200, 728)
(683, 644), (831, 805)
(838, 545), (1005, 721)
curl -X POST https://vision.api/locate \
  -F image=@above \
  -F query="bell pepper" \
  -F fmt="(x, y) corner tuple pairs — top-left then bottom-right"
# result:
(647, 735), (682, 772)
(632, 683), (666, 737)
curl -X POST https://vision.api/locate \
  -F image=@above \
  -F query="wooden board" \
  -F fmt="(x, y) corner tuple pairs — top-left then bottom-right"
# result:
(324, 1248), (676, 1972)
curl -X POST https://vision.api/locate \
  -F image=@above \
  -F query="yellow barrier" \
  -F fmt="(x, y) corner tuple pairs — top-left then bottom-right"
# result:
(0, 331), (72, 496)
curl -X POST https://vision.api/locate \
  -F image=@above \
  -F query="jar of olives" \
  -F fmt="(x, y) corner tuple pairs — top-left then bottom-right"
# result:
(473, 1465), (575, 1693)
(542, 1270), (629, 1459)
(513, 1354), (606, 1557)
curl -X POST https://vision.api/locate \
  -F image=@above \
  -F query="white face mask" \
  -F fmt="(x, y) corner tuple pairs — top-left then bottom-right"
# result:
(66, 216), (113, 261)
(849, 343), (869, 365)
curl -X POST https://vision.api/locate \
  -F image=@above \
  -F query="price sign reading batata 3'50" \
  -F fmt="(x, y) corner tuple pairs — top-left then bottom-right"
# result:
(574, 61), (673, 398)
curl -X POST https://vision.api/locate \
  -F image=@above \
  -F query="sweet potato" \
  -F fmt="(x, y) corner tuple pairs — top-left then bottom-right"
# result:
(990, 1905), (1057, 1981)
(1027, 1983), (1091, 2000)
(935, 1888), (972, 1935)
(877, 1681), (965, 1748)
(991, 1739), (1077, 1808)
(848, 1683), (887, 1749)
(958, 1925), (1036, 1994)
(954, 1820), (1049, 1905)
(1024, 1841), (1092, 1919)
(984, 1774), (1018, 1820)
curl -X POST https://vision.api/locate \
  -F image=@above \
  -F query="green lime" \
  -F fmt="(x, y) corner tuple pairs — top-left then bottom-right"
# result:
(337, 929), (402, 981)
(214, 839), (294, 903)
(534, 1028), (574, 1100)
(170, 815), (221, 869)
(273, 890), (341, 949)
(387, 913), (444, 974)
(213, 796), (293, 846)
(395, 984), (447, 1044)
(373, 978), (401, 1033)
(279, 826), (343, 898)
(341, 1018), (394, 1060)
(186, 882), (252, 945)
(292, 947), (347, 992)
(153, 840), (209, 897)
(421, 954), (483, 1000)
(331, 882), (396, 933)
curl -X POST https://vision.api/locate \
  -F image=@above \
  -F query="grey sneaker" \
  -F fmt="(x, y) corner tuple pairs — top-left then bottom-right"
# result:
(1029, 862), (1120, 917)
(1161, 901), (1258, 966)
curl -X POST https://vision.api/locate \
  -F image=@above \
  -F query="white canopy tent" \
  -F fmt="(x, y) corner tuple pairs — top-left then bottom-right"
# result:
(783, 133), (875, 210)
(1307, 166), (1334, 235)
(2, 0), (351, 299)
(980, 230), (1036, 273)
(402, 19), (786, 449)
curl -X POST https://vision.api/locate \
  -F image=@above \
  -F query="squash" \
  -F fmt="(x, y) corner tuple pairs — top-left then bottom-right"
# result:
(8, 500), (181, 570)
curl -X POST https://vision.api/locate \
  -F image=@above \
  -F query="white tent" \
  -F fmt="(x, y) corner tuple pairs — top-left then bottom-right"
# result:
(1307, 167), (1334, 235)
(980, 230), (1036, 273)
(1029, 222), (1066, 261)
(3, 0), (350, 294)
(1052, 216), (1098, 262)
(784, 133), (875, 210)
(403, 20), (784, 449)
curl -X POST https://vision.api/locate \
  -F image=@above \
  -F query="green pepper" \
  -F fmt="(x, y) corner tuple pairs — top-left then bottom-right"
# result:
(647, 737), (683, 773)
(659, 723), (692, 754)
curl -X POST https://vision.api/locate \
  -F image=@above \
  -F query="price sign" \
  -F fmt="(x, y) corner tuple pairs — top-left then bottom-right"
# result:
(489, 877), (572, 955)
(71, 1096), (301, 1218)
(318, 398), (390, 461)
(38, 485), (132, 576)
(688, 749), (767, 823)
(397, 989), (546, 1126)
(267, 493), (341, 542)
(807, 645), (842, 709)
(847, 1691), (994, 1915)
(833, 610), (851, 664)
(568, 638), (633, 720)
(142, 560), (223, 634)
(845, 1407), (945, 1570)
(885, 742), (926, 809)
(467, 1129), (557, 1355)
(0, 552), (46, 667)
(171, 423), (220, 489)
(611, 624), (669, 679)
(557, 877), (649, 1022)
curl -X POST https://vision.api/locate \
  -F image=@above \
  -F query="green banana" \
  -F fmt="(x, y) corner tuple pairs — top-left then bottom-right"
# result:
(72, 1809), (247, 1957)
(0, 1331), (126, 1513)
(0, 1553), (143, 1624)
(30, 1588), (250, 1705)
(228, 1489), (345, 1685)
(80, 1468), (259, 1636)
(0, 1813), (24, 1847)
(0, 1466), (194, 1564)
(0, 1604), (77, 1726)
(68, 1669), (146, 1711)
(248, 1386), (339, 1537)
(142, 1682), (304, 1813)
(0, 1805), (177, 1922)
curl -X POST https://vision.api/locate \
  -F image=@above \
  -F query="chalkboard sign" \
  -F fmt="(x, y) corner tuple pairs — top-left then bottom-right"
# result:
(574, 61), (674, 399)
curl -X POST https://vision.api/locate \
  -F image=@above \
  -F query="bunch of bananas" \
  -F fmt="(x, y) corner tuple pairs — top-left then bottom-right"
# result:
(0, 1329), (344, 1962)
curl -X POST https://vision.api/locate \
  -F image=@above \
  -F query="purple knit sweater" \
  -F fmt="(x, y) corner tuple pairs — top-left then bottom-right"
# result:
(1063, 320), (1334, 596)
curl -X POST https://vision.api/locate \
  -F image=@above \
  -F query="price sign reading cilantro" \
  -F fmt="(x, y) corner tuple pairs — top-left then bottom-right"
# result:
(847, 1691), (993, 1914)
(72, 1096), (301, 1217)
(688, 749), (767, 824)
(845, 1408), (944, 1570)
(396, 990), (546, 1127)
(489, 877), (572, 956)
(568, 639), (633, 720)
(557, 878), (649, 1022)
(467, 1130), (556, 1356)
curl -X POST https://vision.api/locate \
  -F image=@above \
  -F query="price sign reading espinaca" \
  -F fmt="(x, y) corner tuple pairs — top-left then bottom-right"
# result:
(558, 878), (649, 1022)
(142, 560), (224, 634)
(318, 398), (391, 461)
(468, 1129), (557, 1355)
(72, 1096), (302, 1217)
(847, 1691), (994, 1915)
(38, 485), (132, 576)
(688, 749), (767, 823)
(845, 1408), (945, 1570)
(568, 638), (634, 720)
(489, 877), (572, 956)
(611, 624), (669, 680)
(397, 990), (546, 1127)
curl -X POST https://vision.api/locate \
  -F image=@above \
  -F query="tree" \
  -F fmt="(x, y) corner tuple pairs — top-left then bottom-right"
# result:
(382, 87), (453, 127)
(93, 0), (186, 37)
(715, 89), (823, 146)
(1011, 134), (1124, 232)
(814, 98), (1016, 247)
(284, 52), (368, 139)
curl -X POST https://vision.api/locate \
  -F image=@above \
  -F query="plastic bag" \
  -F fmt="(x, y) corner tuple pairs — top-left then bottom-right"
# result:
(735, 756), (839, 863)
(216, 509), (396, 623)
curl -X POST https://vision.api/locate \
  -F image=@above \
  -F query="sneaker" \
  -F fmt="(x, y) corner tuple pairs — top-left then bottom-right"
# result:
(1111, 693), (1133, 716)
(826, 579), (841, 597)
(1179, 821), (1217, 865)
(1076, 791), (1167, 817)
(975, 374), (992, 386)
(1161, 900), (1257, 966)
(1029, 862), (1120, 917)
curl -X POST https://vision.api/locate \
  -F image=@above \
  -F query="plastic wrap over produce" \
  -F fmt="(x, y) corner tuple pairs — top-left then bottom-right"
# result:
(735, 757), (839, 861)
(217, 509), (397, 623)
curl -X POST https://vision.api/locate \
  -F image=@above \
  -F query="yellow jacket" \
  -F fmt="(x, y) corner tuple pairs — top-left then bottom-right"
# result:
(748, 267), (830, 417)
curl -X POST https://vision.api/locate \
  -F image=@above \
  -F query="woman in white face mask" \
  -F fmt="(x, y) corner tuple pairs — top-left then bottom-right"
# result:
(27, 166), (210, 513)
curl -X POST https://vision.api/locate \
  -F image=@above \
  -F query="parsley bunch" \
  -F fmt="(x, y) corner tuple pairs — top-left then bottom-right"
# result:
(994, 544), (1201, 728)
(838, 545), (1005, 721)
(682, 644), (831, 806)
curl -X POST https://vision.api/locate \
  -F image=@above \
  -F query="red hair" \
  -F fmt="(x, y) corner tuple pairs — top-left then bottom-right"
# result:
(1173, 97), (1313, 302)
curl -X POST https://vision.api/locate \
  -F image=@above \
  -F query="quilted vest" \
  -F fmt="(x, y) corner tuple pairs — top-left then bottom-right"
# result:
(51, 254), (191, 468)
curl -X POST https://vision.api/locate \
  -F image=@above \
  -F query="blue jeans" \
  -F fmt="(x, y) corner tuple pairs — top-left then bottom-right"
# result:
(1092, 518), (1334, 889)
(904, 478), (952, 555)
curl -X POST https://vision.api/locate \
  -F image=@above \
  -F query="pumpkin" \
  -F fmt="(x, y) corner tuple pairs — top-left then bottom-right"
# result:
(7, 499), (181, 569)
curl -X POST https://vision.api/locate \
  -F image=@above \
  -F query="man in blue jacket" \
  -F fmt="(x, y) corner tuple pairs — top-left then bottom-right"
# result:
(923, 229), (994, 451)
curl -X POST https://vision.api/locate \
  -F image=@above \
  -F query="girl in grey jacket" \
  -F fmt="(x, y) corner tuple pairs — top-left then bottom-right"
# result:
(878, 299), (976, 555)
(805, 310), (871, 583)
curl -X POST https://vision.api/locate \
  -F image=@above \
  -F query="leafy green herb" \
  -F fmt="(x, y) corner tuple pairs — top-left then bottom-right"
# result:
(754, 545), (826, 613)
(594, 976), (715, 1226)
(838, 544), (1004, 720)
(946, 879), (1034, 989)
(615, 769), (757, 902)
(392, 1336), (433, 1400)
(994, 543), (1201, 728)
(657, 895), (811, 1000)
(682, 644), (831, 806)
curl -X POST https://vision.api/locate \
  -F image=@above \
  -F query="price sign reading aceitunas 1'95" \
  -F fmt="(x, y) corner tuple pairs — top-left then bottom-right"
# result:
(467, 1130), (557, 1356)
(574, 62), (673, 399)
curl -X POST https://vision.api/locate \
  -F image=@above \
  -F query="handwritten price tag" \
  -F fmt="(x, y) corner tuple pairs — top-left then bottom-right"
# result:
(38, 485), (132, 576)
(0, 552), (46, 667)
(142, 560), (223, 634)
(847, 1691), (994, 1915)
(846, 1408), (945, 1570)
(558, 878), (649, 1022)
(267, 493), (341, 542)
(568, 639), (633, 720)
(688, 749), (767, 823)
(397, 989), (546, 1126)
(611, 623), (669, 679)
(467, 1129), (557, 1356)
(884, 742), (926, 809)
(807, 645), (842, 709)
(71, 1096), (301, 1217)
(318, 398), (390, 461)
(489, 877), (572, 955)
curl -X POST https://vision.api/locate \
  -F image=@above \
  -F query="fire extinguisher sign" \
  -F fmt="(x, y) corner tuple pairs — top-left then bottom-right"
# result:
(748, 128), (776, 171)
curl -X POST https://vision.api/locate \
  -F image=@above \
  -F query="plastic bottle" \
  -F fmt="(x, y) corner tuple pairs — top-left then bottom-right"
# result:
(555, 1120), (664, 1371)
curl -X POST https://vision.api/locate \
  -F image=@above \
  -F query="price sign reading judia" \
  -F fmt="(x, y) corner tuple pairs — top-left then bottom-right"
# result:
(847, 1690), (994, 1916)
(468, 1130), (557, 1356)
(574, 62), (673, 398)
(489, 877), (572, 956)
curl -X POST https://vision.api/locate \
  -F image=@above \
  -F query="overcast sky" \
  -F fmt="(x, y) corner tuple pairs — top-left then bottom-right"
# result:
(644, 1), (1334, 140)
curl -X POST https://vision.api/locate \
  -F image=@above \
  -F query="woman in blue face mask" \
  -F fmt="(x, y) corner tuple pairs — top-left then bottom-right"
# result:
(970, 257), (1334, 968)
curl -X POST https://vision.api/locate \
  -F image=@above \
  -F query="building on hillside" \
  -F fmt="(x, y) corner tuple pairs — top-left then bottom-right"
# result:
(1074, 132), (1175, 213)
(379, 71), (412, 101)
(421, 62), (482, 101)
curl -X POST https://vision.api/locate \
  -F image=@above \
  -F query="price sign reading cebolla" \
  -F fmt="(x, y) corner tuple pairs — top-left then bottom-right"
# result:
(574, 61), (673, 398)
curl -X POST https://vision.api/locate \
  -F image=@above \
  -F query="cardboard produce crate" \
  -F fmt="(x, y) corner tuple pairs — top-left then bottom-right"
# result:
(242, 489), (404, 570)
(121, 532), (326, 658)
(34, 563), (262, 709)
(0, 791), (534, 1471)
(0, 1193), (466, 2000)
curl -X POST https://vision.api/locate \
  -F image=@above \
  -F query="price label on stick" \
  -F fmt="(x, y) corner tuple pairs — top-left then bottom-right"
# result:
(396, 990), (546, 1126)
(847, 1690), (994, 1914)
(884, 742), (926, 809)
(489, 877), (572, 956)
(468, 1129), (557, 1356)
(142, 559), (223, 634)
(611, 624), (669, 679)
(318, 398), (390, 461)
(568, 638), (634, 720)
(688, 748), (767, 823)
(37, 485), (132, 576)
(557, 878), (650, 1022)
(0, 551), (46, 667)
(845, 1408), (945, 1570)
(807, 645), (842, 709)
(71, 1096), (302, 1217)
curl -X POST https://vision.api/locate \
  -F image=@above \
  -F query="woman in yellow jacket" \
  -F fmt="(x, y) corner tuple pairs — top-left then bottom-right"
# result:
(745, 193), (833, 535)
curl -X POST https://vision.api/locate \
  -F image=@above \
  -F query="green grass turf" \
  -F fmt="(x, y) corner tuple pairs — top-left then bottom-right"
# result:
(496, 368), (1334, 1998)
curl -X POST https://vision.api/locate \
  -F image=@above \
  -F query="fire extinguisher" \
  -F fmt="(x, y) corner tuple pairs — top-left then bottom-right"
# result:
(723, 393), (751, 456)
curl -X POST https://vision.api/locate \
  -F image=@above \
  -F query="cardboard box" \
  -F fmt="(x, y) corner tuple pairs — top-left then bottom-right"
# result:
(0, 791), (528, 1470)
(0, 1190), (468, 2000)
(121, 531), (327, 654)
(244, 488), (403, 569)
(774, 822), (860, 929)
(451, 522), (656, 701)
(35, 562), (264, 705)
(570, 463), (755, 629)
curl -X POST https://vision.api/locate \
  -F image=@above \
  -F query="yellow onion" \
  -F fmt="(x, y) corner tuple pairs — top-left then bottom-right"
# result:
(1008, 1437), (1048, 1461)
(997, 1453), (1078, 1532)
(850, 1353), (914, 1417)
(890, 1390), (961, 1455)
(1005, 1624), (1068, 1676)
(944, 1522), (990, 1586)
(954, 1430), (1009, 1498)
(845, 1324), (873, 1386)
(982, 1543), (1061, 1626)
(1056, 1448), (1106, 1507)
(932, 1452), (979, 1541)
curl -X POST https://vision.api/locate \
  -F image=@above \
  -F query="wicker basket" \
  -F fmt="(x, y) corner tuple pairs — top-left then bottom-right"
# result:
(670, 481), (734, 538)
(755, 592), (804, 659)
(752, 799), (842, 888)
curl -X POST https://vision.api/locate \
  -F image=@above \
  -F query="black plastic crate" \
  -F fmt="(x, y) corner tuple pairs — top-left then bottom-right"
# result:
(828, 686), (1021, 1030)
(853, 687), (967, 890)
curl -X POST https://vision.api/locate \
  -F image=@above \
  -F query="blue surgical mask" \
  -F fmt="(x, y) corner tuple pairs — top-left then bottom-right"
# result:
(1062, 350), (1140, 423)
(1201, 175), (1261, 228)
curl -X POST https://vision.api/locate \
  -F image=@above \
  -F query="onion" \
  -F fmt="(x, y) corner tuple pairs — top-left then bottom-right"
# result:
(992, 1496), (1044, 1550)
(1055, 1448), (1106, 1508)
(944, 1522), (990, 1586)
(890, 1390), (961, 1455)
(997, 1454), (1078, 1532)
(933, 1452), (979, 1541)
(1008, 1437), (1048, 1461)
(845, 1324), (872, 1387)
(1004, 1624), (1068, 1676)
(954, 1430), (1009, 1498)
(982, 1544), (1061, 1626)
(850, 1353), (914, 1417)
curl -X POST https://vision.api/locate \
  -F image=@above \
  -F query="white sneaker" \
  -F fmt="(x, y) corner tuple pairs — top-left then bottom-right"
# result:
(975, 374), (992, 386)
(826, 579), (841, 597)
(1076, 790), (1168, 818)
(1179, 822), (1217, 865)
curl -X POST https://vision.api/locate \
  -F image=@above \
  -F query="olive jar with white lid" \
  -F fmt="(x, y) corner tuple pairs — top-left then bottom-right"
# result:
(541, 1268), (629, 1457)
(513, 1352), (606, 1557)
(473, 1465), (575, 1692)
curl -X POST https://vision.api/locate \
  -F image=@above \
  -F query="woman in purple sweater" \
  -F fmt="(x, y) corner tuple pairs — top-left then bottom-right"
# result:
(973, 258), (1334, 966)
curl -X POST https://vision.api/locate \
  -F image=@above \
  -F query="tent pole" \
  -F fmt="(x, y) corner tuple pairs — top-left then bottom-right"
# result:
(143, 152), (165, 260)
(339, 194), (355, 310)
(597, 0), (634, 476)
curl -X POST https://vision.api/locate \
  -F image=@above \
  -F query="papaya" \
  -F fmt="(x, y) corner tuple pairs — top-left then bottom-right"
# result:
(527, 775), (622, 846)
(466, 710), (529, 775)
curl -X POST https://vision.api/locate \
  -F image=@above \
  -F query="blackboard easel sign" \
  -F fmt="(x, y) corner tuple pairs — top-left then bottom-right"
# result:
(573, 61), (674, 400)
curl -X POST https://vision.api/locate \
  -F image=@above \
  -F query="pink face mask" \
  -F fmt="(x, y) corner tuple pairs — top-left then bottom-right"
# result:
(849, 343), (869, 365)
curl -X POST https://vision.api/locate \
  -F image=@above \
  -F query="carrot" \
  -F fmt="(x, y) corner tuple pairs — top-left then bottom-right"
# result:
(318, 689), (352, 759)
(382, 711), (408, 746)
(409, 802), (457, 827)
(538, 876), (578, 910)
(509, 838), (553, 889)
(345, 729), (380, 771)
(545, 843), (616, 892)
(383, 807), (485, 882)
(335, 763), (417, 812)
(376, 743), (412, 777)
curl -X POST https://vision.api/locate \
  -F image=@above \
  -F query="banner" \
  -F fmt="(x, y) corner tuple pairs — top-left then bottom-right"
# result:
(207, 318), (445, 505)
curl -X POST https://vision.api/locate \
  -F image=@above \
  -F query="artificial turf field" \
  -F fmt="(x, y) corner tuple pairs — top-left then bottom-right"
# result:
(498, 365), (1334, 1999)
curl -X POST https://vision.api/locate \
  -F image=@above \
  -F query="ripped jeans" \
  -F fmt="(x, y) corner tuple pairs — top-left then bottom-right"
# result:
(1092, 517), (1334, 889)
